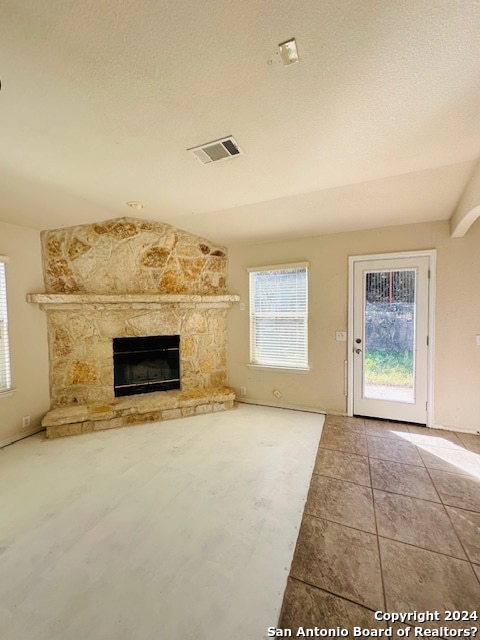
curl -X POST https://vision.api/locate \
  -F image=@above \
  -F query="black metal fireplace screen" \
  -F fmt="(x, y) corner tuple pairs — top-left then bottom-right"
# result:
(113, 335), (180, 397)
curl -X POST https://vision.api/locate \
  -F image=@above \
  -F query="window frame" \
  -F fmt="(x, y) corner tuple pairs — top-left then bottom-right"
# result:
(0, 256), (12, 395)
(248, 262), (309, 372)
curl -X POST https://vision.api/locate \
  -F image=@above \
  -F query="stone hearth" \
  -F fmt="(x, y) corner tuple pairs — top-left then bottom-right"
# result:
(41, 387), (236, 439)
(28, 217), (239, 438)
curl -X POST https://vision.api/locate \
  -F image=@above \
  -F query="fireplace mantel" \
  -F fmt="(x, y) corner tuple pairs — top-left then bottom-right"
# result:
(27, 289), (239, 412)
(27, 293), (240, 310)
(30, 217), (239, 436)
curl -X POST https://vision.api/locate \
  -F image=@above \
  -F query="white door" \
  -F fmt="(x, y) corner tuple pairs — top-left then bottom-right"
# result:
(351, 253), (432, 424)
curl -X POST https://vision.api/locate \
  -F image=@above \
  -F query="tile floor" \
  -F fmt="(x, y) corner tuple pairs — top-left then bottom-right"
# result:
(279, 415), (480, 633)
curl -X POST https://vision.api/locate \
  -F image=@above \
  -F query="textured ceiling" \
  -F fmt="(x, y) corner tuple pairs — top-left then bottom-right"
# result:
(1, 0), (480, 245)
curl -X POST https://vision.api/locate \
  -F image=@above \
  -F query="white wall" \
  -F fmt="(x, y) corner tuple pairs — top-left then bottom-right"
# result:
(2, 215), (479, 441)
(227, 219), (480, 434)
(0, 222), (50, 445)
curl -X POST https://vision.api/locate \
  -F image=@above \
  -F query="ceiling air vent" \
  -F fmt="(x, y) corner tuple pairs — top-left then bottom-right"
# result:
(188, 136), (243, 164)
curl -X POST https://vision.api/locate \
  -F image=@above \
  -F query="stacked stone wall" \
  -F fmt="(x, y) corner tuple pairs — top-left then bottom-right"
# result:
(41, 217), (227, 295)
(37, 217), (233, 410)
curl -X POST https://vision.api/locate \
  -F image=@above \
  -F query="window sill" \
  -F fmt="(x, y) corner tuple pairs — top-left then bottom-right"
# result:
(0, 388), (15, 399)
(247, 364), (311, 374)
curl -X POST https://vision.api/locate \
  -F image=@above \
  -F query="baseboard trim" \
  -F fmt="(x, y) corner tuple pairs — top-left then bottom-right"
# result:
(434, 423), (480, 435)
(0, 427), (46, 449)
(334, 413), (479, 435)
(235, 398), (325, 415)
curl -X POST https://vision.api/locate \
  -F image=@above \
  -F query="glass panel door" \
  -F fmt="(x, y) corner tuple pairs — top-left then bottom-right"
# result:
(352, 255), (430, 424)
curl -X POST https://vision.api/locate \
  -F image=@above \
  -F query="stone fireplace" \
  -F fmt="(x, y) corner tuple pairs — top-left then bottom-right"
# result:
(28, 217), (239, 438)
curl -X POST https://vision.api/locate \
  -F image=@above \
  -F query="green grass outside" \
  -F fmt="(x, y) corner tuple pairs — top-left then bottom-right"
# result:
(364, 350), (414, 388)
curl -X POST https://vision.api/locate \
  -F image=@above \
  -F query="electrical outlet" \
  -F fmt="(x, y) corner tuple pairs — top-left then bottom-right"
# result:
(273, 389), (282, 399)
(336, 331), (347, 342)
(240, 386), (246, 395)
(22, 416), (31, 429)
(239, 302), (245, 311)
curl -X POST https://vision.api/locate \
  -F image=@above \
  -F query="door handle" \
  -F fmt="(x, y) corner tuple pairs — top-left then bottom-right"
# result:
(355, 348), (362, 354)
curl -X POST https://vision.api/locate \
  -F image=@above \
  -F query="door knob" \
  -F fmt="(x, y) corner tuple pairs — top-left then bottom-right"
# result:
(355, 348), (362, 354)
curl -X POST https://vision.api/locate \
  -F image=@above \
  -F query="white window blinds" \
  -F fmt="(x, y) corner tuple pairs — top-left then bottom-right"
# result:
(0, 257), (12, 392)
(249, 264), (308, 369)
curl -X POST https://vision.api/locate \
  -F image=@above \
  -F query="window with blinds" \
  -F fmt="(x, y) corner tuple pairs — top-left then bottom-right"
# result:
(0, 257), (12, 393)
(249, 263), (308, 369)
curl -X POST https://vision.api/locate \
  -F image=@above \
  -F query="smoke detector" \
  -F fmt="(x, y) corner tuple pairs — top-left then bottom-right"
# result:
(188, 136), (243, 164)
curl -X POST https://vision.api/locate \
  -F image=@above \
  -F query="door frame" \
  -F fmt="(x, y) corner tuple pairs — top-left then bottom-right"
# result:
(347, 250), (436, 427)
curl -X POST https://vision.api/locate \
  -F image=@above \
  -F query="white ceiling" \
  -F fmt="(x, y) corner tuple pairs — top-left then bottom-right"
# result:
(1, 0), (480, 246)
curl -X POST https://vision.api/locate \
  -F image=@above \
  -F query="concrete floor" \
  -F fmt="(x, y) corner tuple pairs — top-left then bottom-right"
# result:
(0, 404), (323, 640)
(280, 415), (480, 633)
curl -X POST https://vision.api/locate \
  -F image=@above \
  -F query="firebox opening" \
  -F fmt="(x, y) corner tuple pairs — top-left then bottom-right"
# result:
(113, 335), (180, 397)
